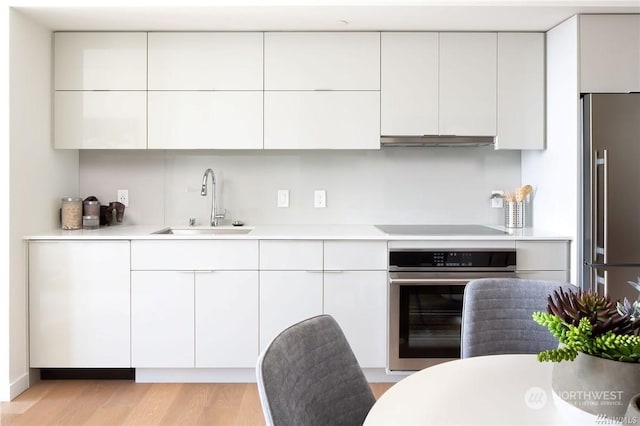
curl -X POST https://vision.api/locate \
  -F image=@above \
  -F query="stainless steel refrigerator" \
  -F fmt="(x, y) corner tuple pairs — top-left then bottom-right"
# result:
(581, 93), (640, 303)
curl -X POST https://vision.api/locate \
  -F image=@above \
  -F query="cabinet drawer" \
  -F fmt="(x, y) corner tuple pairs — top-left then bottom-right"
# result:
(516, 241), (569, 271)
(131, 240), (258, 270)
(259, 240), (323, 270)
(324, 241), (387, 270)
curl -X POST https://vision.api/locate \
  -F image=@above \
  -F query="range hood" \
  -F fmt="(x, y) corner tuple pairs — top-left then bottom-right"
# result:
(380, 135), (495, 147)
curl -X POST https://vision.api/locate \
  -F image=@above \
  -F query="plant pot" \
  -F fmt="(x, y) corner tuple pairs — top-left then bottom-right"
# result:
(551, 352), (640, 418)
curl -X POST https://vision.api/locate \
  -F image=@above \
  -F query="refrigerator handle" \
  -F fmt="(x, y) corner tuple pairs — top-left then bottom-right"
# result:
(602, 149), (609, 264)
(593, 267), (607, 297)
(593, 150), (607, 263)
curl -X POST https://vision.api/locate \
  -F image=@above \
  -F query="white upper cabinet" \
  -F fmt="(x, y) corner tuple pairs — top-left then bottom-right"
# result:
(439, 33), (497, 136)
(580, 15), (640, 93)
(148, 91), (263, 149)
(147, 32), (263, 90)
(264, 91), (380, 149)
(54, 32), (147, 90)
(264, 32), (380, 90)
(381, 33), (439, 136)
(55, 91), (147, 149)
(496, 33), (545, 150)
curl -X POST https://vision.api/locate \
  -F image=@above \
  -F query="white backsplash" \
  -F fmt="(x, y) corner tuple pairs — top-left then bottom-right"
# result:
(79, 147), (521, 227)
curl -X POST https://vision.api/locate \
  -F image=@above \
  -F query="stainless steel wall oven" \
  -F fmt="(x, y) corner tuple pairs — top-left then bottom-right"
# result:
(388, 248), (517, 372)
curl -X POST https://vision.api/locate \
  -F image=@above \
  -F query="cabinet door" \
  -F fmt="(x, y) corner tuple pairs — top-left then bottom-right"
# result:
(496, 33), (545, 150)
(195, 271), (259, 368)
(54, 91), (147, 149)
(148, 91), (263, 149)
(381, 32), (439, 136)
(324, 271), (387, 368)
(324, 241), (388, 271)
(580, 15), (640, 93)
(148, 32), (263, 90)
(54, 32), (147, 90)
(516, 241), (569, 271)
(264, 32), (380, 90)
(259, 240), (323, 271)
(131, 271), (195, 368)
(29, 241), (130, 368)
(439, 33), (497, 136)
(259, 271), (323, 351)
(264, 91), (380, 149)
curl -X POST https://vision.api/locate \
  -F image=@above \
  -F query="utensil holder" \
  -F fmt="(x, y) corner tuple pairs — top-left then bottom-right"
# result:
(505, 201), (524, 228)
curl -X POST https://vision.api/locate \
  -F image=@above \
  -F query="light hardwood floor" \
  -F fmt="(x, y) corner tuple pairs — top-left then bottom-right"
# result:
(1, 381), (394, 425)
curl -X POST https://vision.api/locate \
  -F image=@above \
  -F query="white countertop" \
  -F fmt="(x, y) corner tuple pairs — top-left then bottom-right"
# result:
(24, 224), (571, 241)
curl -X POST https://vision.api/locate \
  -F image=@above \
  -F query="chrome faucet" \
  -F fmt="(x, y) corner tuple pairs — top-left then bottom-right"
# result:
(201, 168), (226, 226)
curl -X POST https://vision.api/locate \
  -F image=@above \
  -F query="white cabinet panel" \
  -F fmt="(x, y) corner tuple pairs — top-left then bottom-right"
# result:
(516, 241), (569, 271)
(148, 91), (263, 149)
(54, 32), (147, 90)
(259, 240), (323, 270)
(324, 271), (387, 368)
(148, 32), (263, 90)
(580, 15), (640, 93)
(324, 241), (387, 271)
(264, 32), (380, 90)
(381, 32), (439, 136)
(195, 271), (259, 368)
(518, 271), (569, 282)
(264, 91), (380, 149)
(259, 271), (323, 351)
(439, 33), (497, 136)
(131, 240), (258, 271)
(29, 241), (130, 368)
(496, 33), (545, 150)
(131, 271), (195, 368)
(54, 91), (146, 149)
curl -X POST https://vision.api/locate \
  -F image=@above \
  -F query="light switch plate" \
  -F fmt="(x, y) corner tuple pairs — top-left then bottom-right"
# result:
(277, 189), (289, 208)
(314, 190), (326, 208)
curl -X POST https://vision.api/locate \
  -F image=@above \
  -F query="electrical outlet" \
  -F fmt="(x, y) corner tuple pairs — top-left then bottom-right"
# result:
(117, 189), (129, 207)
(314, 190), (326, 208)
(277, 189), (289, 208)
(491, 190), (504, 209)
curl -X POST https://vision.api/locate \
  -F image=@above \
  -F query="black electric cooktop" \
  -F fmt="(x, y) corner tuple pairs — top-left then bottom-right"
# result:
(374, 224), (507, 236)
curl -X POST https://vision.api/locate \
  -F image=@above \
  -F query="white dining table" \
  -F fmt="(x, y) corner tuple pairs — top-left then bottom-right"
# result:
(365, 354), (598, 425)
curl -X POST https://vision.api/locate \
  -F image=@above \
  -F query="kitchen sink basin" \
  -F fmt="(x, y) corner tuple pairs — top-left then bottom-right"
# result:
(153, 226), (254, 235)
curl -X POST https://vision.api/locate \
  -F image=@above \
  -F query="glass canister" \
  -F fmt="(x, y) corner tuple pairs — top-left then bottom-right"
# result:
(61, 197), (83, 230)
(84, 200), (100, 217)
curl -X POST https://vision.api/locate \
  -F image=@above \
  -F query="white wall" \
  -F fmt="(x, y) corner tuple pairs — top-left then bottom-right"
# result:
(6, 9), (79, 400)
(1, 2), (10, 404)
(522, 15), (579, 283)
(79, 147), (521, 227)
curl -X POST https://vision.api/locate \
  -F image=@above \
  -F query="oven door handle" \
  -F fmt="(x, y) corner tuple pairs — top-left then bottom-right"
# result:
(389, 278), (471, 285)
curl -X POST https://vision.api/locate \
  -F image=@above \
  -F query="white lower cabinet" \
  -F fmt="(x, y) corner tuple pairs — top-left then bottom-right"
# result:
(195, 271), (259, 368)
(259, 270), (323, 351)
(323, 271), (387, 368)
(131, 271), (195, 368)
(516, 241), (570, 282)
(29, 241), (131, 368)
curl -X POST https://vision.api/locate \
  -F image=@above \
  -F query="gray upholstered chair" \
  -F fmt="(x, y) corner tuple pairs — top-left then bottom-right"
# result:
(256, 314), (375, 426)
(461, 278), (576, 358)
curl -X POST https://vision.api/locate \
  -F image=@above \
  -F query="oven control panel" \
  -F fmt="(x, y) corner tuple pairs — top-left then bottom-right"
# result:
(389, 249), (516, 271)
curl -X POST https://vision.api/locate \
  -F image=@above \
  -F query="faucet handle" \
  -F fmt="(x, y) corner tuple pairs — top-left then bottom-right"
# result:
(189, 218), (196, 227)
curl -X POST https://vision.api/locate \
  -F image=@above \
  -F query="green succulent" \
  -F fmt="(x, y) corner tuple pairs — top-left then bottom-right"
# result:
(533, 287), (640, 363)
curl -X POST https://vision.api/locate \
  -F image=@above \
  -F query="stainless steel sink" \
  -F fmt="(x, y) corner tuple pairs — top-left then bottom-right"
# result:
(153, 226), (253, 235)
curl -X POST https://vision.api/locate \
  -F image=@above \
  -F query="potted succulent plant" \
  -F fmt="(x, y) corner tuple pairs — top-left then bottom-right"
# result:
(532, 278), (640, 418)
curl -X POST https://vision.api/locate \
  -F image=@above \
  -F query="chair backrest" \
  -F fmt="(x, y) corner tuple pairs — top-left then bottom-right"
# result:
(256, 315), (376, 426)
(461, 278), (576, 358)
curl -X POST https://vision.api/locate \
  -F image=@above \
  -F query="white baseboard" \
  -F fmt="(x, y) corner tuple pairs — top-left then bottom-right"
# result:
(9, 372), (29, 400)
